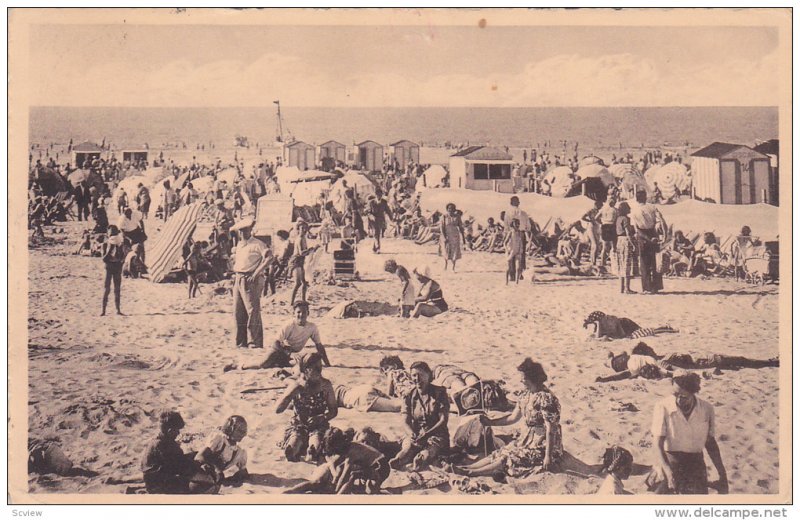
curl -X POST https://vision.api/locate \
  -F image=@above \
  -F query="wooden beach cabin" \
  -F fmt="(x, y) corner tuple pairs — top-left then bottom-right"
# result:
(71, 142), (104, 169)
(319, 140), (347, 164)
(285, 140), (316, 171)
(357, 140), (384, 172)
(449, 146), (515, 192)
(753, 139), (779, 206)
(690, 142), (773, 205)
(121, 148), (149, 164)
(391, 140), (420, 170)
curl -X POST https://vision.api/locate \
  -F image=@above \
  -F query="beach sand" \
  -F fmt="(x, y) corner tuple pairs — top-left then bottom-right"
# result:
(26, 218), (780, 496)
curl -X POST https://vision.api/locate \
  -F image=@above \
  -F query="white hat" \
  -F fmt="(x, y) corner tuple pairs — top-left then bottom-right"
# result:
(231, 216), (255, 231)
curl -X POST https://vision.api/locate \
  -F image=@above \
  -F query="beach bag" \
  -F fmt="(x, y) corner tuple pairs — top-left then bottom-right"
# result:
(452, 416), (504, 456)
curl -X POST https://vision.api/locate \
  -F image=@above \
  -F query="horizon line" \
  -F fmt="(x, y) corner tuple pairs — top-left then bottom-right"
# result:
(30, 105), (779, 109)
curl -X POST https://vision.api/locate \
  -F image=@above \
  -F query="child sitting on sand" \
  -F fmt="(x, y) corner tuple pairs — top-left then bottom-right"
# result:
(596, 445), (633, 495)
(194, 415), (249, 486)
(141, 411), (200, 494)
(74, 229), (92, 256)
(285, 427), (390, 494)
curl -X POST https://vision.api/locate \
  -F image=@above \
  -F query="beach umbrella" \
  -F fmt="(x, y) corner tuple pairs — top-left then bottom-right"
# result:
(575, 164), (615, 187)
(113, 175), (150, 207)
(67, 169), (87, 187)
(647, 162), (688, 196)
(608, 163), (638, 180)
(543, 166), (574, 198)
(419, 165), (448, 189)
(620, 172), (650, 200)
(216, 168), (239, 187)
(659, 162), (691, 193)
(579, 155), (604, 167)
(644, 165), (661, 191)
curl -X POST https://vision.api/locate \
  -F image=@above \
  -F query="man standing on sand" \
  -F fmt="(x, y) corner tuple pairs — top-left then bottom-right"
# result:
(230, 217), (272, 349)
(630, 190), (666, 294)
(503, 196), (531, 277)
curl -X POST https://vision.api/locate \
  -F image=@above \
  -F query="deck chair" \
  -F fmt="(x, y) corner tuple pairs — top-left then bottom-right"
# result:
(54, 191), (77, 221)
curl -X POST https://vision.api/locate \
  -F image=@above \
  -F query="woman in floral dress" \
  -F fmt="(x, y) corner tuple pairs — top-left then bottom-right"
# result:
(275, 353), (338, 463)
(455, 358), (563, 478)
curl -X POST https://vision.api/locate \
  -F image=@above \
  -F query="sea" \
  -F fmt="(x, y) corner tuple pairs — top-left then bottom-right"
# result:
(29, 106), (777, 151)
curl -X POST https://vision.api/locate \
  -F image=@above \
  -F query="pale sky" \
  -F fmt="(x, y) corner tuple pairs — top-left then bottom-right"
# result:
(29, 24), (780, 107)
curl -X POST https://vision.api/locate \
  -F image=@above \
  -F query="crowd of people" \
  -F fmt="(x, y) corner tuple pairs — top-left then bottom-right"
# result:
(26, 143), (778, 497)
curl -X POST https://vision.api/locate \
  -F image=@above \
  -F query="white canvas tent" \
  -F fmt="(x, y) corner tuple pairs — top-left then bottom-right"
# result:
(575, 164), (615, 187)
(543, 166), (574, 198)
(419, 189), (595, 231)
(419, 165), (448, 189)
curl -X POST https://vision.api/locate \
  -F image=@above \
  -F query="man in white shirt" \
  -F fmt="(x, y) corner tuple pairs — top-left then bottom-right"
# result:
(650, 373), (728, 494)
(631, 190), (666, 293)
(117, 207), (147, 260)
(230, 217), (271, 349)
(226, 300), (330, 371)
(503, 196), (531, 275)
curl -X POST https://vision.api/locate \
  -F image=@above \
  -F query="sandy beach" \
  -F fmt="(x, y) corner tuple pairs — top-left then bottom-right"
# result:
(26, 215), (780, 496)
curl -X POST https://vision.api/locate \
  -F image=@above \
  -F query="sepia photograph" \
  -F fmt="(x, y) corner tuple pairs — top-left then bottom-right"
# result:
(7, 7), (792, 506)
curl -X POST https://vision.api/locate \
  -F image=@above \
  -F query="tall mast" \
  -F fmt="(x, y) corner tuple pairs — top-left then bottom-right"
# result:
(274, 100), (284, 143)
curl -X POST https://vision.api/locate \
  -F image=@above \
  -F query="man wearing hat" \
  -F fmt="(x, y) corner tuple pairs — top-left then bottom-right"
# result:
(231, 216), (272, 349)
(503, 196), (531, 275)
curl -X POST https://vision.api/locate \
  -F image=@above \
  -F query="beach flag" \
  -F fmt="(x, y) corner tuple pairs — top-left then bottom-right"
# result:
(146, 202), (205, 283)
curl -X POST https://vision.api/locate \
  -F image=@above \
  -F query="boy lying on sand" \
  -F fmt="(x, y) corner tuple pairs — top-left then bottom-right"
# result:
(595, 342), (779, 383)
(583, 311), (678, 341)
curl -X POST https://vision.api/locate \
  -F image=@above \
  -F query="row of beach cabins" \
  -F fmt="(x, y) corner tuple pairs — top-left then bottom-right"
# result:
(66, 137), (780, 206)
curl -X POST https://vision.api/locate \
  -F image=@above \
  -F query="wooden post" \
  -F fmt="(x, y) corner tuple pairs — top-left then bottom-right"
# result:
(581, 183), (586, 196)
(692, 186), (697, 200)
(762, 189), (767, 204)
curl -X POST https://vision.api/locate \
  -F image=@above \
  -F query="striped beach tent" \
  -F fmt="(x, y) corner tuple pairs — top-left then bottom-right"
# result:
(147, 202), (205, 283)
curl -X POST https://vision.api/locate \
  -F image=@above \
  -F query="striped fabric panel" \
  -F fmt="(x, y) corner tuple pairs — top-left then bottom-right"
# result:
(146, 202), (204, 283)
(629, 328), (655, 339)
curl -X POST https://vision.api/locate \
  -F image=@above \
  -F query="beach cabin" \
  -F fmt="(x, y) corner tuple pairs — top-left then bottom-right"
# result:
(753, 139), (779, 206)
(71, 142), (103, 169)
(285, 141), (316, 171)
(319, 140), (347, 164)
(690, 142), (773, 205)
(357, 140), (384, 172)
(449, 146), (514, 192)
(391, 140), (420, 170)
(121, 149), (149, 164)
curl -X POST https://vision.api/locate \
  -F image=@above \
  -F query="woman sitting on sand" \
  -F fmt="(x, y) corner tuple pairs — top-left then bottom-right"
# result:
(595, 343), (779, 383)
(583, 311), (678, 341)
(411, 267), (448, 318)
(455, 358), (563, 479)
(389, 362), (451, 471)
(275, 353), (338, 463)
(384, 259), (416, 318)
